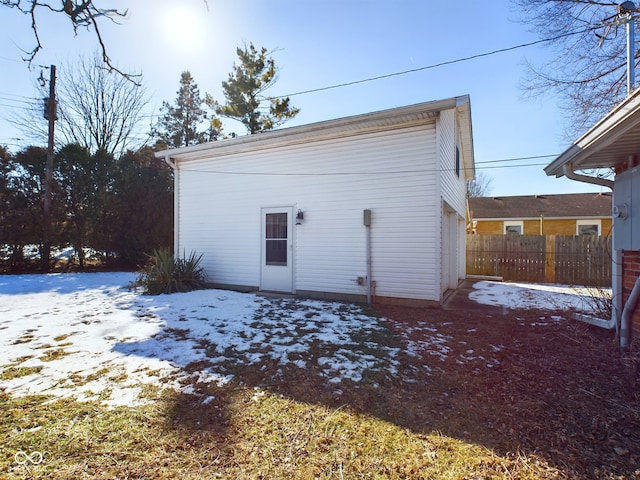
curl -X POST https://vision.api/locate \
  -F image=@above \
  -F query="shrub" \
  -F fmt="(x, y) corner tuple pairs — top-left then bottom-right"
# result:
(581, 285), (613, 319)
(133, 248), (207, 295)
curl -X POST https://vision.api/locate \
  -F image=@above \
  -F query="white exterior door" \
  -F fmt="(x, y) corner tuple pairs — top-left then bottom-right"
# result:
(260, 207), (294, 293)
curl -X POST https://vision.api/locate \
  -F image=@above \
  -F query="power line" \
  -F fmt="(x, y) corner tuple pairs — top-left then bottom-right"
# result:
(0, 27), (599, 122)
(173, 161), (552, 178)
(0, 91), (38, 101)
(479, 162), (548, 170)
(0, 55), (23, 64)
(0, 26), (593, 166)
(276, 26), (600, 99)
(0, 96), (38, 106)
(476, 154), (559, 165)
(0, 102), (37, 109)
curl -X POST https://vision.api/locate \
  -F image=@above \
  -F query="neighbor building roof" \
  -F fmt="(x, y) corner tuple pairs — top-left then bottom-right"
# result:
(469, 192), (612, 220)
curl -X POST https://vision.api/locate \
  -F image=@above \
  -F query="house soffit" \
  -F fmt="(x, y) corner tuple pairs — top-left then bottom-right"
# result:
(545, 88), (640, 176)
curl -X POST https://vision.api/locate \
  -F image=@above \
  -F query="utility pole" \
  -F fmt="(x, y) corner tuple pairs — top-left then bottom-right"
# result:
(616, 1), (638, 94)
(42, 65), (56, 272)
(626, 10), (636, 94)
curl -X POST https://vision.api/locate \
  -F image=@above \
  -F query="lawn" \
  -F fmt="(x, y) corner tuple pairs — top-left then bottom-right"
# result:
(1, 273), (639, 479)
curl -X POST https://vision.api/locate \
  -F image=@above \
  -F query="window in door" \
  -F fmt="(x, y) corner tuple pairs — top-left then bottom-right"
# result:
(265, 213), (288, 265)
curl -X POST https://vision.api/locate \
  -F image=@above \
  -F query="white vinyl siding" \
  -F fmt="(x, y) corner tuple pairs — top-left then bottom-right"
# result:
(177, 123), (440, 301)
(436, 109), (468, 292)
(438, 109), (467, 216)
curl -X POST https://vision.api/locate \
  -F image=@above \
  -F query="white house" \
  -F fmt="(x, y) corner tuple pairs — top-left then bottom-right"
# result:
(156, 96), (475, 306)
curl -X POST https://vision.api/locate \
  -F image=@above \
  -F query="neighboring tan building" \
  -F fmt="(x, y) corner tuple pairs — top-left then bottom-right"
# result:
(468, 192), (612, 236)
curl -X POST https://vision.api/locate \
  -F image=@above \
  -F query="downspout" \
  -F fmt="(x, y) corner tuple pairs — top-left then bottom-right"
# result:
(620, 275), (640, 350)
(163, 156), (176, 170)
(561, 163), (618, 330)
(163, 156), (179, 254)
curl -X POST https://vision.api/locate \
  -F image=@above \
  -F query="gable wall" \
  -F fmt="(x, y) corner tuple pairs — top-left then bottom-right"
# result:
(438, 109), (468, 216)
(176, 123), (441, 302)
(437, 109), (468, 289)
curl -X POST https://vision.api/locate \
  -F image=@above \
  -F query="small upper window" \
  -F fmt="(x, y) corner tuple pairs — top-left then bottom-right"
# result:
(577, 220), (601, 236)
(504, 221), (523, 235)
(455, 146), (460, 177)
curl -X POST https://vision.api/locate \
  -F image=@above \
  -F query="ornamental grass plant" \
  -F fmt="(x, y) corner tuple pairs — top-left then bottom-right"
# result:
(133, 248), (207, 295)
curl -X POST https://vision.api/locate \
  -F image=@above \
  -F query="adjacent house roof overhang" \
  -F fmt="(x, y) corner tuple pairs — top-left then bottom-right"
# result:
(155, 96), (475, 172)
(545, 87), (640, 178)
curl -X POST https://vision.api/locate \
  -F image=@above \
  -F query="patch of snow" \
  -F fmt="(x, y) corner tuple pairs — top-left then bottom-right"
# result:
(469, 280), (611, 314)
(0, 273), (405, 406)
(1, 273), (605, 408)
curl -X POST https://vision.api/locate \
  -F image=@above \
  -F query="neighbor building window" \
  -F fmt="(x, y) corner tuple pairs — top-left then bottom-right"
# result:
(504, 221), (523, 235)
(455, 146), (460, 177)
(577, 219), (601, 236)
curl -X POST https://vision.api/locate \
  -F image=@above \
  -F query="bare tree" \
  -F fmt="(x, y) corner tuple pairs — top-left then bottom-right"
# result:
(11, 51), (150, 155)
(513, 0), (638, 137)
(466, 171), (494, 198)
(1, 0), (133, 80)
(57, 52), (150, 155)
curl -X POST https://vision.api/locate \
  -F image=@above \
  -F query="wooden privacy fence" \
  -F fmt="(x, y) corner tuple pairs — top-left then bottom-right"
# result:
(466, 234), (612, 286)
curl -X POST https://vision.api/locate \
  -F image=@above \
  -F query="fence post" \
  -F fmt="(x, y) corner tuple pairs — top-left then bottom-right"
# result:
(545, 235), (556, 284)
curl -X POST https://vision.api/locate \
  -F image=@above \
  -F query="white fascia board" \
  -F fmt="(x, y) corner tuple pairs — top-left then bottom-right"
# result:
(455, 95), (475, 181)
(155, 96), (468, 163)
(545, 87), (640, 177)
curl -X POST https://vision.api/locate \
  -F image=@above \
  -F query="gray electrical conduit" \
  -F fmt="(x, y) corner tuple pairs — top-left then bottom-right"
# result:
(620, 275), (640, 350)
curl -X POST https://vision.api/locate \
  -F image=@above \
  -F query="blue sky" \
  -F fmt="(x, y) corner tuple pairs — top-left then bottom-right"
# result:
(0, 0), (611, 196)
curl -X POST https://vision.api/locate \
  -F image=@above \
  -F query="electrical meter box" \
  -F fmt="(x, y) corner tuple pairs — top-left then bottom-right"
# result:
(614, 165), (639, 250)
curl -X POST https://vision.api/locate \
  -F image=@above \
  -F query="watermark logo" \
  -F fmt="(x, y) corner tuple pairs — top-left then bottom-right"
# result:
(14, 450), (43, 466)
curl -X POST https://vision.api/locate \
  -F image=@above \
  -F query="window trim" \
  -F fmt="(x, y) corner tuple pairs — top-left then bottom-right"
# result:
(504, 220), (523, 235)
(576, 219), (601, 236)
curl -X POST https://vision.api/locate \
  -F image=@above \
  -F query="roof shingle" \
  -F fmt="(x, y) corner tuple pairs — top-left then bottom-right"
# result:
(469, 192), (612, 219)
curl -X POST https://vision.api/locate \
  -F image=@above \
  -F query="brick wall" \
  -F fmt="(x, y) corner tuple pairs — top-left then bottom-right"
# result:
(622, 250), (640, 330)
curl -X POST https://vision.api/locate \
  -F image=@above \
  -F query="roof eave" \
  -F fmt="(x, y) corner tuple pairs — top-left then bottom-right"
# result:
(455, 96), (475, 181)
(545, 87), (640, 177)
(155, 96), (471, 163)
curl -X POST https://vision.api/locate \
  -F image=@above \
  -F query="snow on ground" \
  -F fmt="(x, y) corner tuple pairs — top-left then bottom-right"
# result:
(470, 280), (610, 313)
(0, 273), (609, 407)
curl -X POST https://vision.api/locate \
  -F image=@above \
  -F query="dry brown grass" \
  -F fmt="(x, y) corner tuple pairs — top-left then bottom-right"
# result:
(1, 305), (639, 479)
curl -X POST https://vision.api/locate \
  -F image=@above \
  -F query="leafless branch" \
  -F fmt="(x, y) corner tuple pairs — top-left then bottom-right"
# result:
(513, 0), (637, 138)
(2, 1), (139, 83)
